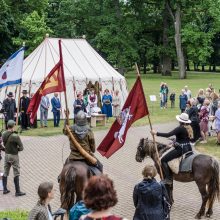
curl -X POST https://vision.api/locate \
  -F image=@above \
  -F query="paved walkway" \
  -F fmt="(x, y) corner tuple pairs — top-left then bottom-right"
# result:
(0, 122), (220, 219)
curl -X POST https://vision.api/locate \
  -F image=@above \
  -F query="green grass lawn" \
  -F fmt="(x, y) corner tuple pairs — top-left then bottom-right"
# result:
(0, 210), (28, 220)
(196, 137), (220, 160)
(16, 71), (220, 136)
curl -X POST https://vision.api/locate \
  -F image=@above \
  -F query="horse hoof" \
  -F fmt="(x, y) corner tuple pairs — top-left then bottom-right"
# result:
(195, 214), (201, 219)
(205, 210), (213, 218)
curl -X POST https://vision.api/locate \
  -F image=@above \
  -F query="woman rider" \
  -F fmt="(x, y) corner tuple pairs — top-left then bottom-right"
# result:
(151, 113), (193, 185)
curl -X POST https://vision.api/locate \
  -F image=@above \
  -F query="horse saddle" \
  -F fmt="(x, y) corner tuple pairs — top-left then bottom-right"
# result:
(161, 147), (198, 174)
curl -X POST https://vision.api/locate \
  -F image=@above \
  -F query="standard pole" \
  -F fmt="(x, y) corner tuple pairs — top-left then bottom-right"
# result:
(135, 63), (164, 179)
(147, 115), (164, 179)
(58, 40), (69, 125)
(16, 84), (22, 126)
(58, 39), (97, 165)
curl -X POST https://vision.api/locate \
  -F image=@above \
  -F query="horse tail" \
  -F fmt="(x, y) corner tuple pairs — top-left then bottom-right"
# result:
(207, 159), (220, 207)
(60, 165), (77, 211)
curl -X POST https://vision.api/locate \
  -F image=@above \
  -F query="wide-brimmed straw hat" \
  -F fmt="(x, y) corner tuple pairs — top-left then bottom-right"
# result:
(176, 113), (191, 124)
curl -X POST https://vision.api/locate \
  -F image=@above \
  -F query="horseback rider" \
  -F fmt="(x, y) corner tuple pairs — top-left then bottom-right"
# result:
(63, 110), (103, 175)
(151, 113), (193, 185)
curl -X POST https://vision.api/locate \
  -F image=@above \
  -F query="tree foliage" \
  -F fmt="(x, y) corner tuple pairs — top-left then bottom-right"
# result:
(1, 0), (220, 76)
(13, 11), (52, 54)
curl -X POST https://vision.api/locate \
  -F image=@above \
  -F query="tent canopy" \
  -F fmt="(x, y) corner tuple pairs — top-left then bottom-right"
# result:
(1, 37), (128, 119)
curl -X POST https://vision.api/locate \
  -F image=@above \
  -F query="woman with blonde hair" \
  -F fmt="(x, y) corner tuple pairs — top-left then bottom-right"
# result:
(151, 113), (193, 184)
(199, 99), (210, 143)
(133, 164), (170, 220)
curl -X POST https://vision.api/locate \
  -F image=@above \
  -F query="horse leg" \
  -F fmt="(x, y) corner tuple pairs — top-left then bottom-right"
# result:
(195, 183), (208, 219)
(205, 199), (214, 218)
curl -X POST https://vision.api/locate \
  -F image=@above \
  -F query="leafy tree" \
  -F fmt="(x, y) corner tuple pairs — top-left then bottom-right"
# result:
(13, 11), (52, 54)
(0, 0), (15, 61)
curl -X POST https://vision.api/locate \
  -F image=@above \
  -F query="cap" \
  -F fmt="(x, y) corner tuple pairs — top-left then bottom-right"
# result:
(7, 120), (15, 128)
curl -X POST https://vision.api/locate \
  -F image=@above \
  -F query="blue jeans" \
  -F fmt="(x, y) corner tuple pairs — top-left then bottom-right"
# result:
(53, 111), (60, 127)
(40, 108), (48, 127)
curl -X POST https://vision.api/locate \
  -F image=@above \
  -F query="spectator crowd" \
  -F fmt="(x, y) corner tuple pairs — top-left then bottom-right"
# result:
(0, 85), (121, 131)
(160, 82), (220, 145)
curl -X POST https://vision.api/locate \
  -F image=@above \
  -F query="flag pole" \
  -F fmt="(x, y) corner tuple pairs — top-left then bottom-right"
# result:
(135, 63), (164, 180)
(15, 85), (22, 127)
(58, 40), (69, 125)
(16, 42), (25, 128)
(58, 40), (97, 165)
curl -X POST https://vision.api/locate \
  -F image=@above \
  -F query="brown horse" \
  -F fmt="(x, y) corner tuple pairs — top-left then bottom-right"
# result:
(59, 161), (91, 211)
(135, 138), (220, 219)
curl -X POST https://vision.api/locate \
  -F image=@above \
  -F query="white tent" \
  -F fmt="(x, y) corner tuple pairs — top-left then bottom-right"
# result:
(0, 37), (128, 119)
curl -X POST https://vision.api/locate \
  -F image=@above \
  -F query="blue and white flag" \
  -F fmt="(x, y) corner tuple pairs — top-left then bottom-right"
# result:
(0, 47), (24, 89)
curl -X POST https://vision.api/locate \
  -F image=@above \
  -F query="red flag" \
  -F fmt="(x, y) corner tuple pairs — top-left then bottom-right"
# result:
(27, 40), (66, 123)
(97, 76), (149, 158)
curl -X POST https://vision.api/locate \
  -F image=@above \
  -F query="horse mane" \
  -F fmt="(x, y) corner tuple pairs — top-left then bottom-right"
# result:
(59, 162), (90, 211)
(143, 138), (169, 157)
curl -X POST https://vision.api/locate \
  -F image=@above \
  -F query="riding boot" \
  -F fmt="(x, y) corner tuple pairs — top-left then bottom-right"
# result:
(2, 176), (10, 194)
(161, 162), (173, 185)
(14, 176), (26, 196)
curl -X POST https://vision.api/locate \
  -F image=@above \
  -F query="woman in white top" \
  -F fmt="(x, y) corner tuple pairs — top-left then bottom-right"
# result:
(112, 90), (121, 117)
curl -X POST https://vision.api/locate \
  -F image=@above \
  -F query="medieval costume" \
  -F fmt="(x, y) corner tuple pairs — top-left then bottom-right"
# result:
(19, 90), (30, 130)
(28, 93), (37, 128)
(74, 93), (86, 118)
(112, 90), (121, 117)
(88, 90), (98, 115)
(102, 89), (112, 119)
(63, 110), (102, 175)
(2, 92), (16, 129)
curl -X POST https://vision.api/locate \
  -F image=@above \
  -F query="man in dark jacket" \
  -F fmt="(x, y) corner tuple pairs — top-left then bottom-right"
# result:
(2, 92), (16, 129)
(51, 92), (61, 127)
(2, 120), (25, 196)
(19, 90), (30, 130)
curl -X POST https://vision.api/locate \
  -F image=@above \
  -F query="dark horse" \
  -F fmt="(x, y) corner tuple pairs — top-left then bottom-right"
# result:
(59, 161), (91, 211)
(135, 138), (220, 219)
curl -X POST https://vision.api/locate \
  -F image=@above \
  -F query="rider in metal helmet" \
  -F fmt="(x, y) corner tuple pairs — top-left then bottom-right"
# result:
(63, 110), (103, 175)
(75, 110), (87, 127)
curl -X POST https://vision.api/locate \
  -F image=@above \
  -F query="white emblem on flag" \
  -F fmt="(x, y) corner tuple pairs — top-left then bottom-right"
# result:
(114, 106), (133, 143)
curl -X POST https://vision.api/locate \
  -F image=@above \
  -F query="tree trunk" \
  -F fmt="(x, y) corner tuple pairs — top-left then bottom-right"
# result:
(202, 65), (205, 72)
(171, 60), (175, 70)
(143, 54), (147, 74)
(213, 64), (216, 72)
(174, 4), (186, 79)
(193, 63), (196, 71)
(162, 7), (172, 76)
